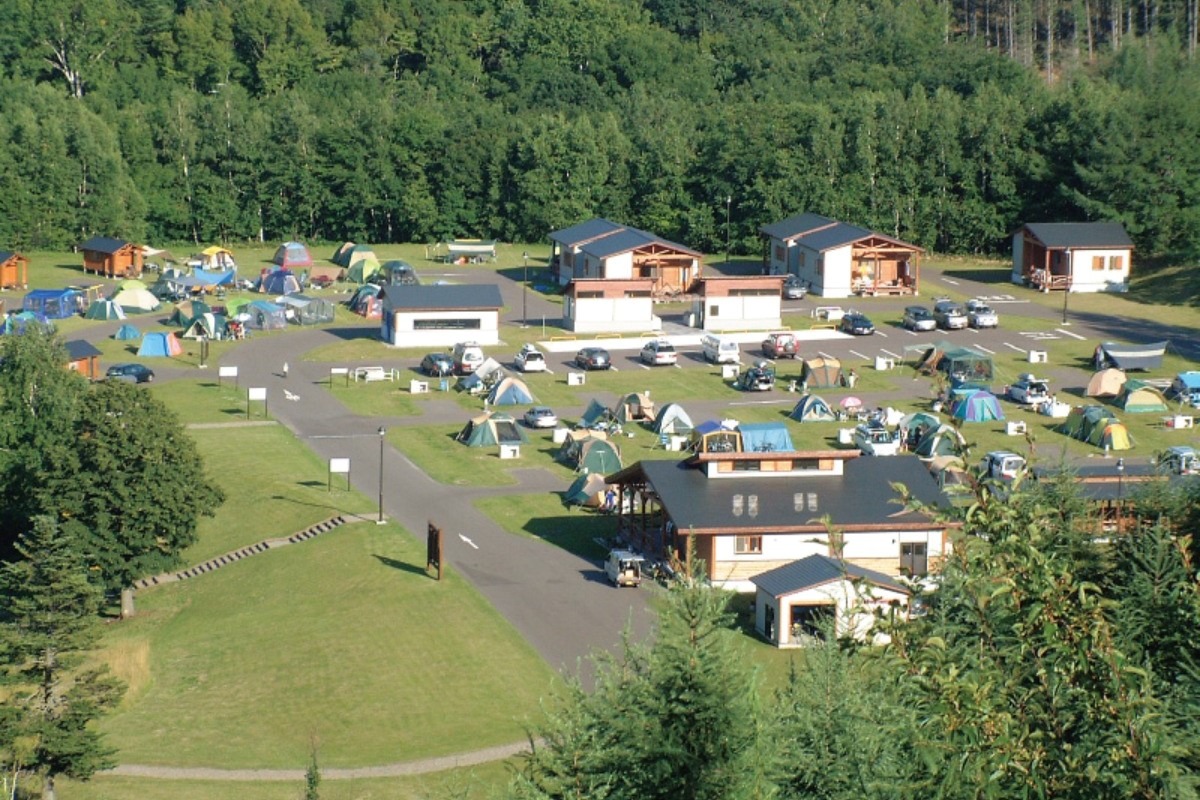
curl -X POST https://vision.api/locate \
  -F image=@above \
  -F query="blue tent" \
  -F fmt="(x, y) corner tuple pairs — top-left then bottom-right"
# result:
(23, 288), (81, 319)
(739, 422), (795, 453)
(950, 389), (1004, 422)
(259, 269), (301, 296)
(2, 310), (52, 335)
(789, 395), (836, 422)
(487, 376), (535, 406)
(114, 324), (142, 340)
(137, 331), (182, 357)
(192, 267), (235, 286)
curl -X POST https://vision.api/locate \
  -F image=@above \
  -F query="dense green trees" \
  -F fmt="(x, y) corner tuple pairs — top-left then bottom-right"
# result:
(0, 0), (1196, 260)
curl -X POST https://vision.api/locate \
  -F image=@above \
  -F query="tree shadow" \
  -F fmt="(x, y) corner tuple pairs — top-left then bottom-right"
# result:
(940, 267), (1012, 285)
(319, 326), (388, 341)
(372, 554), (431, 578)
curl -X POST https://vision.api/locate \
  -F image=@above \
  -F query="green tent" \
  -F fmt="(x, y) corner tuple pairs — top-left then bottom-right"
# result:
(913, 423), (966, 459)
(346, 255), (381, 285)
(1056, 405), (1133, 450)
(1116, 380), (1169, 413)
(563, 473), (610, 508)
(84, 299), (126, 320)
(557, 433), (622, 474)
(456, 412), (529, 447)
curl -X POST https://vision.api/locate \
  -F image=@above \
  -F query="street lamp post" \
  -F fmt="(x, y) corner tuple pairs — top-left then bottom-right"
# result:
(377, 426), (387, 524)
(725, 196), (732, 264)
(522, 251), (529, 327)
(1115, 457), (1125, 532)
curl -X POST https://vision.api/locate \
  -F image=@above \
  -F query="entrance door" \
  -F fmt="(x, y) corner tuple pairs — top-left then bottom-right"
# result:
(900, 542), (928, 576)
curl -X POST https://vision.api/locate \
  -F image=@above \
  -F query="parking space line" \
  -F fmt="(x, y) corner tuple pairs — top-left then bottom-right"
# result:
(849, 350), (869, 360)
(1056, 327), (1087, 340)
(942, 277), (960, 285)
(972, 344), (996, 355)
(880, 348), (903, 359)
(876, 331), (888, 338)
(817, 351), (834, 359)
(1004, 342), (1028, 353)
(905, 329), (919, 336)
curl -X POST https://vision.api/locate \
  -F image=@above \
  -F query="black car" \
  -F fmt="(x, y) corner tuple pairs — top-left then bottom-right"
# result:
(106, 363), (155, 383)
(838, 312), (875, 336)
(575, 347), (612, 370)
(420, 352), (454, 377)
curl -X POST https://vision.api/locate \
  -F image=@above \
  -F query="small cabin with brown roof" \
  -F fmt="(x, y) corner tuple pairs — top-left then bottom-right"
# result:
(548, 218), (702, 296)
(80, 236), (143, 279)
(1011, 222), (1133, 293)
(65, 339), (102, 380)
(0, 250), (29, 290)
(761, 213), (923, 298)
(693, 275), (784, 331)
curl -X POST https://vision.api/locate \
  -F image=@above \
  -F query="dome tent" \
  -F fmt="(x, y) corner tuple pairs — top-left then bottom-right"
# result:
(1115, 379), (1169, 413)
(557, 432), (622, 473)
(950, 389), (1004, 422)
(330, 241), (357, 266)
(456, 412), (529, 447)
(800, 356), (842, 389)
(380, 260), (419, 285)
(563, 473), (612, 509)
(486, 376), (536, 406)
(913, 423), (966, 459)
(1086, 368), (1127, 398)
(789, 395), (836, 422)
(1056, 405), (1133, 451)
(652, 403), (694, 435)
(259, 268), (302, 296)
(181, 312), (226, 339)
(137, 331), (183, 357)
(272, 241), (312, 269)
(346, 255), (382, 285)
(84, 299), (126, 321)
(612, 392), (655, 424)
(113, 323), (141, 341)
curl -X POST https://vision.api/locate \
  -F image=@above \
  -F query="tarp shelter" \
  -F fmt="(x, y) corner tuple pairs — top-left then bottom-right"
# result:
(739, 422), (795, 453)
(114, 324), (141, 341)
(1116, 379), (1169, 413)
(913, 423), (966, 459)
(192, 267), (236, 287)
(652, 403), (694, 435)
(110, 285), (161, 313)
(346, 256), (381, 285)
(330, 242), (356, 266)
(950, 389), (1005, 422)
(199, 246), (236, 270)
(690, 420), (741, 453)
(84, 299), (126, 321)
(137, 331), (183, 357)
(170, 299), (211, 326)
(225, 296), (252, 316)
(579, 398), (616, 430)
(182, 313), (226, 340)
(444, 239), (497, 263)
(272, 241), (313, 269)
(380, 260), (419, 285)
(558, 433), (622, 473)
(789, 395), (836, 422)
(486, 376), (536, 406)
(564, 472), (611, 508)
(23, 288), (81, 319)
(348, 284), (384, 318)
(1086, 368), (1127, 398)
(1094, 341), (1168, 371)
(801, 356), (842, 389)
(458, 358), (506, 394)
(242, 300), (288, 330)
(2, 310), (51, 335)
(278, 294), (335, 325)
(142, 246), (179, 266)
(259, 268), (302, 296)
(309, 265), (344, 284)
(612, 392), (655, 424)
(1170, 372), (1200, 405)
(1056, 405), (1133, 451)
(457, 412), (529, 447)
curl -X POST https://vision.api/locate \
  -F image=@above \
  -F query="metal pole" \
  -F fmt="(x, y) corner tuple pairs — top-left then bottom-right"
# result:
(522, 251), (529, 326)
(725, 196), (732, 264)
(1061, 281), (1069, 324)
(1116, 457), (1124, 532)
(378, 426), (386, 524)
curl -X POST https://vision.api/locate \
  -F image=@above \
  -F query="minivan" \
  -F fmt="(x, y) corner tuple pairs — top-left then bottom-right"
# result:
(605, 549), (643, 587)
(701, 334), (740, 364)
(452, 341), (485, 375)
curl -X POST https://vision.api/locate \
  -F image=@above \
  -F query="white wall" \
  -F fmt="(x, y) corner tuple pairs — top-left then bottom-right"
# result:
(602, 252), (634, 279)
(386, 310), (499, 347)
(565, 296), (660, 333)
(818, 246), (855, 298)
(1068, 248), (1130, 293)
(759, 581), (909, 646)
(702, 295), (782, 332)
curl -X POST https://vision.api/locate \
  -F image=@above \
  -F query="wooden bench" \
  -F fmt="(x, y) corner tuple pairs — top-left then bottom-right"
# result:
(352, 366), (396, 383)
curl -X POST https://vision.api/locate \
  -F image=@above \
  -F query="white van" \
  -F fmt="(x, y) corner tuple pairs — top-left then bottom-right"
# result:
(605, 549), (642, 587)
(452, 341), (485, 375)
(700, 334), (740, 364)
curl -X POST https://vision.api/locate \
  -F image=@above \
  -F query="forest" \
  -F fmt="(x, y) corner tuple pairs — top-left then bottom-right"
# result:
(0, 0), (1197, 261)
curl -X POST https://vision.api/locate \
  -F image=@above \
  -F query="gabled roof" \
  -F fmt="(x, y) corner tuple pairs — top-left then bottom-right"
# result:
(1022, 222), (1134, 249)
(548, 218), (625, 247)
(64, 339), (102, 360)
(80, 236), (131, 254)
(0, 250), (22, 263)
(612, 455), (946, 534)
(380, 284), (503, 312)
(752, 554), (912, 597)
(580, 227), (700, 260)
(760, 213), (837, 241)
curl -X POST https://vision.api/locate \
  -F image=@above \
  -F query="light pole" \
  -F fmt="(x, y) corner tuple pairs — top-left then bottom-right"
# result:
(725, 196), (732, 264)
(522, 251), (529, 327)
(1115, 457), (1125, 532)
(377, 426), (386, 524)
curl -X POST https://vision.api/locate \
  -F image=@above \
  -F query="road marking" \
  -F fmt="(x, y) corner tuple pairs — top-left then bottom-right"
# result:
(972, 344), (996, 355)
(1004, 342), (1028, 353)
(459, 534), (479, 550)
(817, 351), (833, 359)
(880, 348), (903, 359)
(904, 328), (919, 336)
(1020, 331), (1061, 341)
(849, 350), (869, 360)
(729, 398), (793, 406)
(1056, 327), (1087, 340)
(875, 331), (888, 338)
(942, 277), (960, 285)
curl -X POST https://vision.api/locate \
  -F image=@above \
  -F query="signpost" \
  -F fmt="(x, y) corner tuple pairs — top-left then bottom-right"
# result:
(330, 366), (350, 387)
(427, 521), (443, 581)
(247, 386), (267, 419)
(218, 365), (238, 387)
(329, 457), (350, 492)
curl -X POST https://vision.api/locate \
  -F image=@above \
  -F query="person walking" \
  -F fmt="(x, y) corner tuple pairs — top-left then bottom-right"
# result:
(283, 361), (289, 379)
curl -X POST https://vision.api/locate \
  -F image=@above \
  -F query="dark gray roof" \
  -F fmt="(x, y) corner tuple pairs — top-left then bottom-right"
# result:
(630, 455), (946, 534)
(580, 228), (700, 260)
(0, 250), (18, 263)
(548, 218), (625, 247)
(760, 213), (836, 241)
(380, 284), (503, 311)
(1023, 222), (1133, 249)
(796, 222), (876, 252)
(65, 339), (102, 360)
(80, 236), (131, 254)
(751, 554), (911, 597)
(1031, 462), (1196, 502)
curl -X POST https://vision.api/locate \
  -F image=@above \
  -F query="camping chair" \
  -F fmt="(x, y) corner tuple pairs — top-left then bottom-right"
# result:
(653, 432), (670, 450)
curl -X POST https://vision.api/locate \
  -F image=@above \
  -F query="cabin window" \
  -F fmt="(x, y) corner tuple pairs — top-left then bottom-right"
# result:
(709, 304), (720, 317)
(1108, 255), (1124, 271)
(1092, 256), (1105, 272)
(577, 291), (603, 299)
(732, 460), (761, 472)
(774, 245), (785, 261)
(735, 535), (763, 554)
(413, 318), (481, 330)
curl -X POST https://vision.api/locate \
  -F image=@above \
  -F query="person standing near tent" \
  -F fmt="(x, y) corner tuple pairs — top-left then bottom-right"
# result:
(283, 361), (289, 378)
(604, 488), (617, 514)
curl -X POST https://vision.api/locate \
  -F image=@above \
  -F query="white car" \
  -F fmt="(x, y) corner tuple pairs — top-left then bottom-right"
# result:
(523, 406), (558, 429)
(1007, 374), (1050, 405)
(639, 340), (677, 366)
(933, 299), (968, 330)
(853, 424), (900, 456)
(966, 299), (999, 328)
(514, 344), (547, 373)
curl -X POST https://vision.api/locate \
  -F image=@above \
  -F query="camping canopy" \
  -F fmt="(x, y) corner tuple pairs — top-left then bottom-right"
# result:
(558, 433), (622, 473)
(1056, 405), (1133, 451)
(242, 300), (288, 330)
(1086, 368), (1127, 398)
(652, 403), (694, 435)
(1170, 372), (1200, 403)
(272, 241), (313, 268)
(445, 239), (497, 261)
(801, 356), (842, 389)
(84, 299), (126, 321)
(739, 422), (795, 453)
(111, 286), (162, 313)
(563, 473), (611, 508)
(1094, 341), (1168, 371)
(487, 376), (536, 406)
(192, 267), (236, 286)
(277, 294), (335, 325)
(259, 268), (302, 296)
(690, 420), (741, 453)
(911, 342), (994, 385)
(137, 331), (183, 357)
(457, 412), (529, 447)
(1116, 379), (1169, 413)
(789, 395), (836, 422)
(950, 389), (1005, 422)
(23, 288), (81, 319)
(612, 392), (655, 424)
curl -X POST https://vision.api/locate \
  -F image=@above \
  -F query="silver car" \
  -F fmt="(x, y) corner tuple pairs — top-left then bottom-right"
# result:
(902, 305), (937, 332)
(966, 299), (999, 328)
(933, 299), (968, 330)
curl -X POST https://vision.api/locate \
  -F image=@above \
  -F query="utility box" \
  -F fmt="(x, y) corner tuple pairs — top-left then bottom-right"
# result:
(1028, 350), (1048, 364)
(499, 444), (521, 459)
(721, 364), (740, 380)
(567, 372), (586, 386)
(875, 356), (895, 371)
(410, 380), (429, 394)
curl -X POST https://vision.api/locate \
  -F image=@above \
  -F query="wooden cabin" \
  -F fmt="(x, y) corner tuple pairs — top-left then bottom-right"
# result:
(65, 339), (103, 380)
(0, 250), (29, 290)
(1011, 222), (1133, 293)
(549, 218), (702, 296)
(80, 236), (143, 279)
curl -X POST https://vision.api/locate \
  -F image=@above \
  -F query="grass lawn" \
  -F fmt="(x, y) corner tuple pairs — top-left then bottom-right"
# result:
(326, 379), (429, 418)
(474, 493), (615, 560)
(61, 760), (514, 800)
(96, 522), (554, 770)
(151, 378), (277, 425)
(184, 425), (377, 563)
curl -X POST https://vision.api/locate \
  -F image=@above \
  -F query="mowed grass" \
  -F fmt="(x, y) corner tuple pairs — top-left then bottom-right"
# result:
(96, 522), (554, 770)
(474, 493), (615, 560)
(184, 425), (377, 563)
(61, 760), (514, 800)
